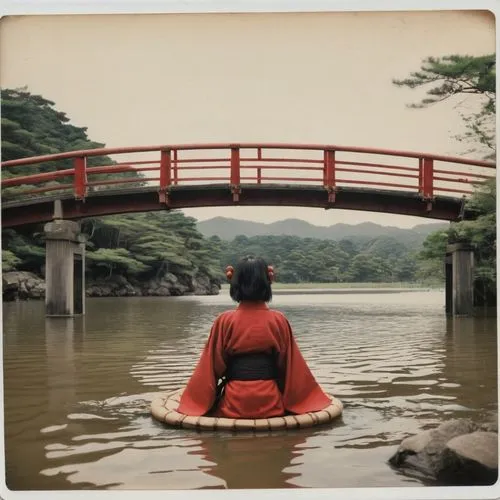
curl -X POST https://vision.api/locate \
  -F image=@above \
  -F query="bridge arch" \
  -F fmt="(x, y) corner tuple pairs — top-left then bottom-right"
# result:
(1, 143), (495, 227)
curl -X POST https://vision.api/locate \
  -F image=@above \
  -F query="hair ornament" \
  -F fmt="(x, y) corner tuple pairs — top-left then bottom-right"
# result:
(225, 265), (234, 281)
(267, 265), (275, 283)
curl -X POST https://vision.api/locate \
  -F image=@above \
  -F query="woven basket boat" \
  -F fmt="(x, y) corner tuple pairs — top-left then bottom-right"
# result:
(151, 388), (343, 431)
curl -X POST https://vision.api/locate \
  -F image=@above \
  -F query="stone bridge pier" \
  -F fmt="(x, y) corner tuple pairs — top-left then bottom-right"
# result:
(445, 243), (475, 317)
(44, 207), (86, 317)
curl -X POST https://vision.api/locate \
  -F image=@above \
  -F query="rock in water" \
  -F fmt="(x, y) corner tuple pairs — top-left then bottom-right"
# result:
(389, 419), (498, 485)
(439, 432), (498, 485)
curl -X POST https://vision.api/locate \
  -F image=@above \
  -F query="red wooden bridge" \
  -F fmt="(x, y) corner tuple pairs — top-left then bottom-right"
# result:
(1, 143), (495, 228)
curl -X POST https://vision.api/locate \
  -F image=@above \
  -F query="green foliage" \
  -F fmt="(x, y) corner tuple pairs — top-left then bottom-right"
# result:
(465, 177), (496, 216)
(393, 54), (495, 104)
(1, 87), (144, 199)
(393, 54), (496, 159)
(86, 248), (151, 278)
(2, 228), (46, 273)
(2, 250), (21, 272)
(450, 179), (496, 298)
(218, 233), (419, 284)
(414, 229), (449, 283)
(345, 254), (388, 282)
(80, 211), (222, 282)
(2, 210), (223, 284)
(417, 179), (496, 296)
(419, 230), (449, 260)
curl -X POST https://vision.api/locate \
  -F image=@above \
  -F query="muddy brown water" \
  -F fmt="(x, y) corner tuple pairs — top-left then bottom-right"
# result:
(2, 289), (497, 490)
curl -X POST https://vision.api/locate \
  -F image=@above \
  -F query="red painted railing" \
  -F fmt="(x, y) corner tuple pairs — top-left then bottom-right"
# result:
(1, 143), (495, 204)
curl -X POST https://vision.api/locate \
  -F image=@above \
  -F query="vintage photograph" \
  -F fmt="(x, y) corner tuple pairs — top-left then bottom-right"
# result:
(0, 7), (497, 495)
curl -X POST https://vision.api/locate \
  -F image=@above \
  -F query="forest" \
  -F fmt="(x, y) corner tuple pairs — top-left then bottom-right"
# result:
(1, 69), (496, 299)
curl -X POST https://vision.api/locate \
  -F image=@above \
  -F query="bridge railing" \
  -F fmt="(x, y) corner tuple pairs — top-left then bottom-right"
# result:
(1, 143), (495, 204)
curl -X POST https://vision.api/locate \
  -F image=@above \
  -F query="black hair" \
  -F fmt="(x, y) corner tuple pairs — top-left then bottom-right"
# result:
(229, 255), (273, 303)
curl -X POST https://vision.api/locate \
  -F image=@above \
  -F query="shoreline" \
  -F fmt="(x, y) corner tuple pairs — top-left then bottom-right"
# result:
(271, 287), (439, 295)
(2, 271), (221, 302)
(222, 281), (443, 290)
(1, 271), (444, 302)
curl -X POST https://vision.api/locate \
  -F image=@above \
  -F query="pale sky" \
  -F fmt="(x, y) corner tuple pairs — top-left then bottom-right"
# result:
(0, 10), (495, 228)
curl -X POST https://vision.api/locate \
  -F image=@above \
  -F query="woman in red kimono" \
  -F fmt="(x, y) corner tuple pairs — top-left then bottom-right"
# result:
(177, 256), (331, 419)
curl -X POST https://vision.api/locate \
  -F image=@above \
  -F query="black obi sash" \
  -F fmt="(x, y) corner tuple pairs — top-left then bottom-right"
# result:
(210, 351), (280, 413)
(226, 351), (278, 381)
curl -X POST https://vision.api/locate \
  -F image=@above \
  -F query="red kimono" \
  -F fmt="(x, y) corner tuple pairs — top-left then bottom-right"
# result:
(177, 302), (331, 418)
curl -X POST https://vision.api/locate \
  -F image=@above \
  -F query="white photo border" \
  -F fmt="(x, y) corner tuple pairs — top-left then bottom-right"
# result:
(0, 1), (498, 500)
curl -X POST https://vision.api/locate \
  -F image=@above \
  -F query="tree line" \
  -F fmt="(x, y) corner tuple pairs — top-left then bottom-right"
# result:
(2, 194), (492, 289)
(216, 233), (420, 283)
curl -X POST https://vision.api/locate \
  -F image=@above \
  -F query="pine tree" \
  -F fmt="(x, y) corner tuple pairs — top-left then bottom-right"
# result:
(393, 54), (496, 160)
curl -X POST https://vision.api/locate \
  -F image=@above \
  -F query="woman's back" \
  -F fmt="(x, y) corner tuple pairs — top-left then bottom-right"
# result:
(176, 256), (331, 419)
(213, 303), (287, 418)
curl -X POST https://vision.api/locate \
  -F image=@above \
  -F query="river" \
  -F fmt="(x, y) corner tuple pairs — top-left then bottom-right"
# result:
(2, 289), (497, 490)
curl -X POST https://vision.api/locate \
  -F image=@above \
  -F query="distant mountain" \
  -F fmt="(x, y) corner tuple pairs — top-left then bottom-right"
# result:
(197, 217), (449, 247)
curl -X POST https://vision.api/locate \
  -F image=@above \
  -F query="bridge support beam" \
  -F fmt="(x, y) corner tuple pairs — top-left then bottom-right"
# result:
(44, 218), (85, 317)
(445, 243), (475, 317)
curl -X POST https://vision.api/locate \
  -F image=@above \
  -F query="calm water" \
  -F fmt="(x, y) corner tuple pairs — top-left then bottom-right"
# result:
(2, 290), (498, 490)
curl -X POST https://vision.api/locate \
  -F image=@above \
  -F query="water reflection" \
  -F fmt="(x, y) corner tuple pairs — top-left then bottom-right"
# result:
(442, 316), (498, 418)
(45, 317), (83, 410)
(2, 291), (497, 490)
(192, 431), (310, 489)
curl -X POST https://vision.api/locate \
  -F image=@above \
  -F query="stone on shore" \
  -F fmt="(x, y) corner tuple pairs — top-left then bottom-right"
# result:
(3, 270), (220, 301)
(2, 271), (45, 301)
(389, 418), (498, 486)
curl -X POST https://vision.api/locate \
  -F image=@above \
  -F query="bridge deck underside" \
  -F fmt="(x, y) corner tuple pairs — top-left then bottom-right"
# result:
(2, 184), (467, 228)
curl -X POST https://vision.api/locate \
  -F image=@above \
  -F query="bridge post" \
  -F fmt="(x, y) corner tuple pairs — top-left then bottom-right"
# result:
(230, 146), (241, 202)
(445, 243), (475, 317)
(44, 205), (85, 317)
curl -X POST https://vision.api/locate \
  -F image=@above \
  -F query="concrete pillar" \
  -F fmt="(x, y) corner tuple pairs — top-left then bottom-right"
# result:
(445, 243), (475, 317)
(76, 235), (87, 315)
(44, 219), (85, 317)
(445, 253), (453, 315)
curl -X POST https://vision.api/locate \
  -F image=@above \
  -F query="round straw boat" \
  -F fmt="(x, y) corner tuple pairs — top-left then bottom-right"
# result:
(151, 388), (343, 431)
